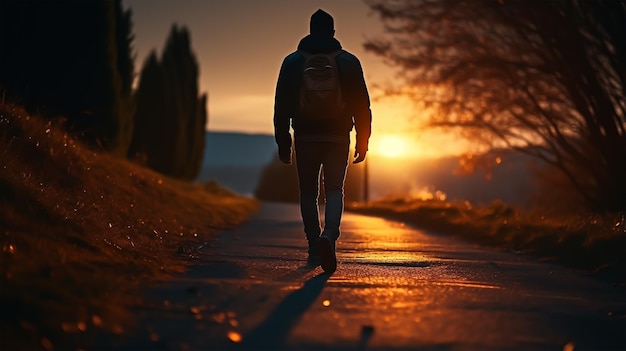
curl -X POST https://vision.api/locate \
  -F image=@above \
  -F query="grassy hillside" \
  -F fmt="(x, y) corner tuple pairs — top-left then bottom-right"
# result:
(0, 104), (258, 350)
(348, 197), (625, 284)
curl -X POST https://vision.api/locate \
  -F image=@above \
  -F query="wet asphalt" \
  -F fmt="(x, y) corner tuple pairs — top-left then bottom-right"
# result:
(119, 202), (626, 351)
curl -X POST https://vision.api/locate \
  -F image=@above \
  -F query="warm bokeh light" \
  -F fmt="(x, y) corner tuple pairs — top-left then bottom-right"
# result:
(227, 331), (242, 343)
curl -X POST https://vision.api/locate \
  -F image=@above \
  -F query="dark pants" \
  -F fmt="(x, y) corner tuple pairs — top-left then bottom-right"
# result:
(295, 139), (350, 243)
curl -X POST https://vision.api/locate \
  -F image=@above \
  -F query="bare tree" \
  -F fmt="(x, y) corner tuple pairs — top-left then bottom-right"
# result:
(365, 0), (625, 212)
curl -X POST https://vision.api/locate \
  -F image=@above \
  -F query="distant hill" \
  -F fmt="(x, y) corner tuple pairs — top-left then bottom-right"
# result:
(200, 132), (276, 167)
(198, 132), (543, 206)
(197, 132), (276, 195)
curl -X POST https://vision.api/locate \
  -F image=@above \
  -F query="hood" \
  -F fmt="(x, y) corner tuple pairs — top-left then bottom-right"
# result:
(297, 34), (342, 54)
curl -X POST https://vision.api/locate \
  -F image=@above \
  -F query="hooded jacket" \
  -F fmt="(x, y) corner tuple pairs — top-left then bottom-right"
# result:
(273, 34), (372, 155)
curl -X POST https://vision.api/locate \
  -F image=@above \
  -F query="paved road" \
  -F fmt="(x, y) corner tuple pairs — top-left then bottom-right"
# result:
(122, 202), (625, 351)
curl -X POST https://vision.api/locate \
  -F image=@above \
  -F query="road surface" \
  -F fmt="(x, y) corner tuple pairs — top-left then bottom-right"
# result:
(122, 202), (625, 350)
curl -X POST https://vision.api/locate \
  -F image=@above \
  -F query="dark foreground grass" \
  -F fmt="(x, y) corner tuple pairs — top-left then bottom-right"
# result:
(0, 104), (258, 350)
(347, 197), (625, 283)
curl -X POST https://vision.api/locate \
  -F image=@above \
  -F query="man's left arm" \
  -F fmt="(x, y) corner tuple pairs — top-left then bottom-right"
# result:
(348, 57), (372, 163)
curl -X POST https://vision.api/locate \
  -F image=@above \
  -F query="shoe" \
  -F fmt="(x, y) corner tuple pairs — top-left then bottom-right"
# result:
(319, 236), (336, 273)
(307, 253), (321, 266)
(307, 239), (321, 266)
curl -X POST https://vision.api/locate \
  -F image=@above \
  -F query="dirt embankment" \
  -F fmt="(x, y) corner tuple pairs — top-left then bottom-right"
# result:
(0, 104), (258, 350)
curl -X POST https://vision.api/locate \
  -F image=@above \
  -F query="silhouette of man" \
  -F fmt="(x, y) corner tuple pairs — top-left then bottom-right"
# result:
(273, 9), (372, 273)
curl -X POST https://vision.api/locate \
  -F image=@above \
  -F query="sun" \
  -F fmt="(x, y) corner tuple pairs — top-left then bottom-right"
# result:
(371, 134), (413, 159)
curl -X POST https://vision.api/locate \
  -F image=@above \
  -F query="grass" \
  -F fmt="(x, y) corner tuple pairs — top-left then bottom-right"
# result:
(0, 104), (258, 350)
(347, 197), (625, 283)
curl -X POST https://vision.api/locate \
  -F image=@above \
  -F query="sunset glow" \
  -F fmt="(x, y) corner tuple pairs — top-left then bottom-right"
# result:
(368, 96), (474, 160)
(370, 134), (414, 159)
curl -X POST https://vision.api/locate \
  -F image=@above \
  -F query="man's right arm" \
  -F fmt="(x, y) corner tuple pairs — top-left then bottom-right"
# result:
(274, 57), (293, 164)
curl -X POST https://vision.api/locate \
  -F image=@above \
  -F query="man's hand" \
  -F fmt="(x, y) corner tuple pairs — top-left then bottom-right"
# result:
(353, 149), (367, 164)
(279, 147), (292, 165)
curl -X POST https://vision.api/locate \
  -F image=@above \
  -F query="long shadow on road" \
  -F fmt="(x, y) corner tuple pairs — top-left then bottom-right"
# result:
(240, 272), (331, 350)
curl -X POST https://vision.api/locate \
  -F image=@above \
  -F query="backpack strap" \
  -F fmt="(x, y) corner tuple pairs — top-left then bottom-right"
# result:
(298, 50), (310, 59)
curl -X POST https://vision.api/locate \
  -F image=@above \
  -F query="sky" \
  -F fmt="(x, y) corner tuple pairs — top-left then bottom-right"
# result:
(123, 0), (468, 159)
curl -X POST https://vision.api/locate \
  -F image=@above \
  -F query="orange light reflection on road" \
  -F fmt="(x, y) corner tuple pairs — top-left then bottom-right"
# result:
(431, 281), (502, 290)
(227, 331), (242, 343)
(341, 216), (430, 253)
(337, 214), (436, 315)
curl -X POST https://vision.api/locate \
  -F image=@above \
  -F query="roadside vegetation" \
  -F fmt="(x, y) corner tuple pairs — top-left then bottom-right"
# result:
(352, 0), (625, 285)
(0, 104), (258, 350)
(347, 197), (625, 283)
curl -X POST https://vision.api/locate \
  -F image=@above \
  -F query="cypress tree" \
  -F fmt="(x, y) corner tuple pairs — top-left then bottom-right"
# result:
(184, 93), (208, 180)
(113, 0), (136, 156)
(129, 25), (207, 180)
(128, 52), (166, 170)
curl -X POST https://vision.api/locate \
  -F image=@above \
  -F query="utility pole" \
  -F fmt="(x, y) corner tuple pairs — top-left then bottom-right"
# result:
(363, 156), (369, 203)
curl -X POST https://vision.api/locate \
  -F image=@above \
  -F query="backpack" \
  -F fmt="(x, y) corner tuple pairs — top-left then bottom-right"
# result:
(299, 50), (345, 120)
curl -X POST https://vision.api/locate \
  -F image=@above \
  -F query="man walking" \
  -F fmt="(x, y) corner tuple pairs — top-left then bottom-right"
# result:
(273, 9), (372, 273)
